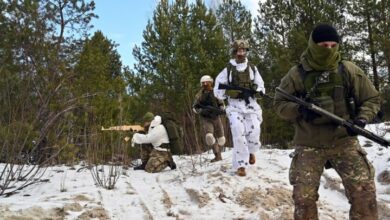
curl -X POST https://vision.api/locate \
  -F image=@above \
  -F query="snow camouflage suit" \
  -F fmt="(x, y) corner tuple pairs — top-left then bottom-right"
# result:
(193, 88), (225, 154)
(214, 58), (265, 170)
(274, 36), (380, 220)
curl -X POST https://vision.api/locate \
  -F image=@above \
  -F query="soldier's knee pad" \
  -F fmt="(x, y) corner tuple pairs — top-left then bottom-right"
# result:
(217, 136), (225, 146)
(205, 133), (216, 145)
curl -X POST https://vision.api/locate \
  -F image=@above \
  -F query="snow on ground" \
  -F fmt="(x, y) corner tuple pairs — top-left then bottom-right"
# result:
(1, 123), (390, 220)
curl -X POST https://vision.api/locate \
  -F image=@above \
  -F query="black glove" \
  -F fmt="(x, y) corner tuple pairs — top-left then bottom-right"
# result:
(298, 105), (321, 122)
(346, 118), (367, 136)
(258, 91), (264, 97)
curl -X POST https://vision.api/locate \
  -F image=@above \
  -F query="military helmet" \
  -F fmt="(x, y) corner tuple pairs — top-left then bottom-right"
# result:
(200, 75), (213, 86)
(142, 112), (154, 122)
(232, 39), (250, 51)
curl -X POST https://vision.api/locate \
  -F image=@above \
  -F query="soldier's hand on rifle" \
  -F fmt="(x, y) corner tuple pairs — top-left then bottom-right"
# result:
(192, 107), (200, 114)
(298, 105), (321, 122)
(254, 90), (266, 99)
(237, 92), (253, 103)
(346, 118), (367, 136)
(192, 104), (200, 114)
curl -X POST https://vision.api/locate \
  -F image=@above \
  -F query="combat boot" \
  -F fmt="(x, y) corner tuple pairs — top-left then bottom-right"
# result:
(168, 160), (177, 170)
(249, 154), (256, 165)
(237, 167), (246, 177)
(210, 152), (222, 162)
(134, 161), (147, 170)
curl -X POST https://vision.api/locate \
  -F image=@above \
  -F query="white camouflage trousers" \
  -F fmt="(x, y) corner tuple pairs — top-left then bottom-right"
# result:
(228, 111), (262, 169)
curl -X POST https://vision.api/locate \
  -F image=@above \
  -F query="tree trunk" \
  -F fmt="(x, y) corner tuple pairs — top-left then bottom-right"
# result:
(388, 62), (390, 84)
(366, 4), (379, 90)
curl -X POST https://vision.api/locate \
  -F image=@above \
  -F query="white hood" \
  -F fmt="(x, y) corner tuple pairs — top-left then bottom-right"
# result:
(150, 115), (162, 128)
(132, 115), (169, 148)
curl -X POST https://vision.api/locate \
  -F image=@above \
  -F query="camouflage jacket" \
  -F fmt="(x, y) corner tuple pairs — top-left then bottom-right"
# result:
(274, 60), (380, 147)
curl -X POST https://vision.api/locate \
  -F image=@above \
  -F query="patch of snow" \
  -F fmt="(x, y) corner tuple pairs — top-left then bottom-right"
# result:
(1, 123), (390, 219)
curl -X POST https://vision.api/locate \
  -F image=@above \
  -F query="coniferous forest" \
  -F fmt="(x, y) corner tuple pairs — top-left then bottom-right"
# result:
(2, 0), (390, 166)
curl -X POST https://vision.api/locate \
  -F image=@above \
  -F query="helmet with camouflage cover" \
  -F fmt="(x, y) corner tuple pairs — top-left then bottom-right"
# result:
(142, 112), (154, 123)
(231, 39), (250, 53)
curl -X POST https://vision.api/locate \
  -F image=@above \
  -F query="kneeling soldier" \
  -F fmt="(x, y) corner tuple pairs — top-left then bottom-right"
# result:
(132, 115), (176, 173)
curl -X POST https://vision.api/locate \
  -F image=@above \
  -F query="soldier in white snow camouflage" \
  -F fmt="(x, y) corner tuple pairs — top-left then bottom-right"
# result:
(214, 39), (265, 177)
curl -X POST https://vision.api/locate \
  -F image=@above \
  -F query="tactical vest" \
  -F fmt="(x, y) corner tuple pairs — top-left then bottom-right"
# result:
(299, 62), (353, 125)
(199, 90), (218, 108)
(226, 62), (257, 98)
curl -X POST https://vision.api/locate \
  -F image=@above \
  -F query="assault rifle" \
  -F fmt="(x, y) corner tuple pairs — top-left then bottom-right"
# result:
(101, 125), (144, 132)
(194, 104), (225, 118)
(275, 87), (390, 147)
(101, 125), (144, 142)
(218, 84), (272, 104)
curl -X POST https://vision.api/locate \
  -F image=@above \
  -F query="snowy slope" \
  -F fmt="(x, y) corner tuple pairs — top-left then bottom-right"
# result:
(1, 124), (390, 220)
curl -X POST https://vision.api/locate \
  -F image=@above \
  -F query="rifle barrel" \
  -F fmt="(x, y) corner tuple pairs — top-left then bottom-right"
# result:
(275, 87), (389, 147)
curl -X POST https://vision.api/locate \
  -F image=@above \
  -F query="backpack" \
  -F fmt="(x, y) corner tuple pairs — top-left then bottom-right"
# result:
(161, 112), (184, 155)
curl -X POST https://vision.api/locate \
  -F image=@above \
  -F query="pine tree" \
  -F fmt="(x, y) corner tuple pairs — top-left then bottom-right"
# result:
(370, 0), (390, 84)
(252, 0), (347, 147)
(74, 31), (126, 126)
(0, 0), (96, 163)
(347, 0), (381, 89)
(215, 0), (252, 43)
(130, 0), (226, 153)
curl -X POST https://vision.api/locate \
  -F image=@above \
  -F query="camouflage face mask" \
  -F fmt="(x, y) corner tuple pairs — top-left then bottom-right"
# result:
(302, 36), (341, 71)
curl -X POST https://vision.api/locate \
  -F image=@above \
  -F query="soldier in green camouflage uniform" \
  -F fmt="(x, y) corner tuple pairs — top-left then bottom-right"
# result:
(274, 24), (380, 220)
